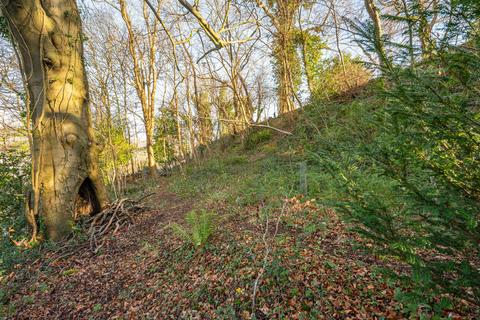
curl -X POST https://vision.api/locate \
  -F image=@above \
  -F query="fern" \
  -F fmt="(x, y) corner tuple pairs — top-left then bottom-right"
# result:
(170, 210), (217, 247)
(170, 222), (190, 243)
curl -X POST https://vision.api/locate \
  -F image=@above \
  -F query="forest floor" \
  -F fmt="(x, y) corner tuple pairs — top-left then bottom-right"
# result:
(3, 180), (409, 319)
(3, 177), (475, 319)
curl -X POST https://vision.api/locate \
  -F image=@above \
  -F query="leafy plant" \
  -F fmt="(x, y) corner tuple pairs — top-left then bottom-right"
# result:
(0, 17), (10, 39)
(312, 54), (371, 101)
(170, 210), (218, 248)
(223, 155), (248, 166)
(244, 129), (273, 150)
(0, 148), (30, 275)
(97, 122), (133, 191)
(309, 3), (480, 314)
(153, 108), (179, 165)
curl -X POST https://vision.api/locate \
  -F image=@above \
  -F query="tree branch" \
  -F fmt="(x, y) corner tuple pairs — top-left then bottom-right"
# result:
(177, 0), (224, 49)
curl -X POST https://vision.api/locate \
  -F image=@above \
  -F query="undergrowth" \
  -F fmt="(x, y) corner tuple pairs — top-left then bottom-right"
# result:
(170, 210), (218, 248)
(169, 70), (480, 316)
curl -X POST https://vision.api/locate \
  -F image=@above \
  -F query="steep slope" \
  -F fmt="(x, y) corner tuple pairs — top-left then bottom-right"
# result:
(2, 91), (478, 319)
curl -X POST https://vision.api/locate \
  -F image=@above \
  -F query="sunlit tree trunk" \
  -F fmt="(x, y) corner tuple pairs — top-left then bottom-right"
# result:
(255, 0), (301, 114)
(118, 0), (159, 178)
(184, 66), (197, 161)
(416, 0), (437, 59)
(172, 66), (184, 162)
(275, 31), (296, 114)
(196, 91), (213, 147)
(364, 0), (390, 70)
(2, 0), (108, 240)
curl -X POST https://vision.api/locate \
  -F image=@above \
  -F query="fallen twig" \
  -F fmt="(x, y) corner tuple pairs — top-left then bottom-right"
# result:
(251, 200), (287, 317)
(83, 197), (148, 253)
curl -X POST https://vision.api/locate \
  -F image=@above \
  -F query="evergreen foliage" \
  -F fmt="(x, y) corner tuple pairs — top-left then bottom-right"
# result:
(311, 1), (480, 311)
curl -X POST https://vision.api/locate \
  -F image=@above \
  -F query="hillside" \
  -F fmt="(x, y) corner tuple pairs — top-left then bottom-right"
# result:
(1, 0), (479, 318)
(2, 89), (478, 319)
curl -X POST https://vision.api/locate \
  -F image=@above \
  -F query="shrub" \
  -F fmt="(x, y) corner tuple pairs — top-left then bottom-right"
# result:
(0, 149), (29, 225)
(0, 148), (30, 275)
(153, 109), (178, 165)
(311, 42), (480, 313)
(244, 129), (273, 150)
(312, 55), (371, 102)
(170, 210), (218, 248)
(97, 123), (133, 192)
(303, 2), (480, 314)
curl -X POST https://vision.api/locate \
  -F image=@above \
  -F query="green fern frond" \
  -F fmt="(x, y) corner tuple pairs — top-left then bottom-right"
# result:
(171, 210), (218, 248)
(170, 222), (191, 243)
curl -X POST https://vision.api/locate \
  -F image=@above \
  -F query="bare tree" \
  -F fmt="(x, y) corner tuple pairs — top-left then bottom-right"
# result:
(118, 0), (165, 177)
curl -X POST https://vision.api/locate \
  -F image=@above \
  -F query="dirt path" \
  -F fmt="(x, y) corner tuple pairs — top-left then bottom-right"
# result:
(6, 182), (192, 319)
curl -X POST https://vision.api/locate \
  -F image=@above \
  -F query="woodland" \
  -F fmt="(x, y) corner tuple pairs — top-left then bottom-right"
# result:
(0, 0), (479, 318)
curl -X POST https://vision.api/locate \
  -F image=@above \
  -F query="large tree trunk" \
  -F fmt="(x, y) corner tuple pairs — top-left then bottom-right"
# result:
(274, 1), (298, 115)
(276, 35), (296, 114)
(254, 0), (299, 115)
(2, 0), (108, 240)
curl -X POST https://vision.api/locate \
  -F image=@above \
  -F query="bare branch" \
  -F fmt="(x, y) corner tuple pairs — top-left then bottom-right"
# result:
(177, 0), (224, 49)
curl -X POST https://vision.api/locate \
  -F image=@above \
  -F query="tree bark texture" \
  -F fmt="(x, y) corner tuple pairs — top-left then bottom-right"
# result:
(273, 0), (300, 114)
(2, 0), (108, 240)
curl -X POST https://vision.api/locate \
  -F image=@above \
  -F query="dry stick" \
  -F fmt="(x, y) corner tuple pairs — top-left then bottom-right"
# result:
(136, 192), (155, 203)
(86, 198), (144, 252)
(48, 198), (150, 262)
(251, 201), (287, 317)
(196, 116), (293, 135)
(97, 210), (110, 226)
(113, 221), (121, 234)
(100, 211), (117, 236)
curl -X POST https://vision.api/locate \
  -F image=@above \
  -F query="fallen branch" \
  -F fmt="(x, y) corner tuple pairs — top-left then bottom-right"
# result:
(196, 116), (293, 135)
(251, 200), (287, 317)
(84, 195), (153, 253)
(41, 195), (154, 267)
